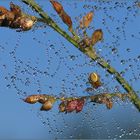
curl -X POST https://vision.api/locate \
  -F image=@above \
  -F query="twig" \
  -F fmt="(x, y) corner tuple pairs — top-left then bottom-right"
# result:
(21, 0), (140, 111)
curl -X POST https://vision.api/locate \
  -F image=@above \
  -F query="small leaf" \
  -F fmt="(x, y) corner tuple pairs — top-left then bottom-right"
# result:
(80, 11), (93, 28)
(91, 29), (103, 46)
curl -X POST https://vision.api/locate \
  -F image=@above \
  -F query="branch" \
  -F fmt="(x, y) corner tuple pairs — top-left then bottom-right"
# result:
(23, 93), (129, 113)
(21, 0), (140, 111)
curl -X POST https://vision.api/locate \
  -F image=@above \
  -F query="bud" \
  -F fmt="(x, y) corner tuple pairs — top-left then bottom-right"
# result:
(80, 11), (93, 28)
(50, 0), (63, 14)
(40, 97), (55, 111)
(0, 6), (9, 25)
(50, 0), (72, 28)
(89, 72), (102, 89)
(91, 29), (103, 46)
(24, 95), (40, 104)
(20, 17), (35, 31)
(11, 17), (35, 31)
(105, 99), (113, 109)
(5, 11), (15, 22)
(10, 2), (21, 17)
(0, 14), (5, 25)
(61, 11), (72, 28)
(40, 100), (53, 111)
(38, 94), (49, 104)
(0, 6), (9, 16)
(59, 101), (67, 112)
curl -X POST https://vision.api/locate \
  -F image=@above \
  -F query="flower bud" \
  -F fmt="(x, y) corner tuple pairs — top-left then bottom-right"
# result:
(40, 100), (53, 111)
(50, 0), (63, 14)
(20, 17), (34, 31)
(50, 0), (72, 28)
(40, 97), (55, 111)
(105, 99), (113, 109)
(24, 95), (40, 104)
(59, 101), (67, 112)
(5, 11), (15, 21)
(89, 72), (101, 89)
(61, 11), (72, 28)
(0, 6), (9, 25)
(80, 11), (93, 28)
(0, 6), (8, 16)
(91, 29), (103, 46)
(10, 2), (21, 17)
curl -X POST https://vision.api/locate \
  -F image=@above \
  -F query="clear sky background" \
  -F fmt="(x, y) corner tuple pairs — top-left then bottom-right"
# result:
(0, 0), (140, 139)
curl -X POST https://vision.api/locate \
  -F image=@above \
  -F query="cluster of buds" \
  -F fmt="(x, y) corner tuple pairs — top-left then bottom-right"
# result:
(0, 2), (35, 31)
(59, 98), (85, 113)
(23, 93), (129, 113)
(24, 94), (85, 113)
(24, 94), (56, 111)
(50, 0), (72, 29)
(90, 94), (113, 109)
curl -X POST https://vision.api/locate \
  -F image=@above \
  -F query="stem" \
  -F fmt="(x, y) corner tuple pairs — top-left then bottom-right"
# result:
(21, 0), (140, 111)
(45, 93), (129, 101)
(57, 93), (129, 102)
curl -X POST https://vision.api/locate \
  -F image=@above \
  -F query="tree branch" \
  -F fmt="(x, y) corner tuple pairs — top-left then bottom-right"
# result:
(24, 93), (129, 112)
